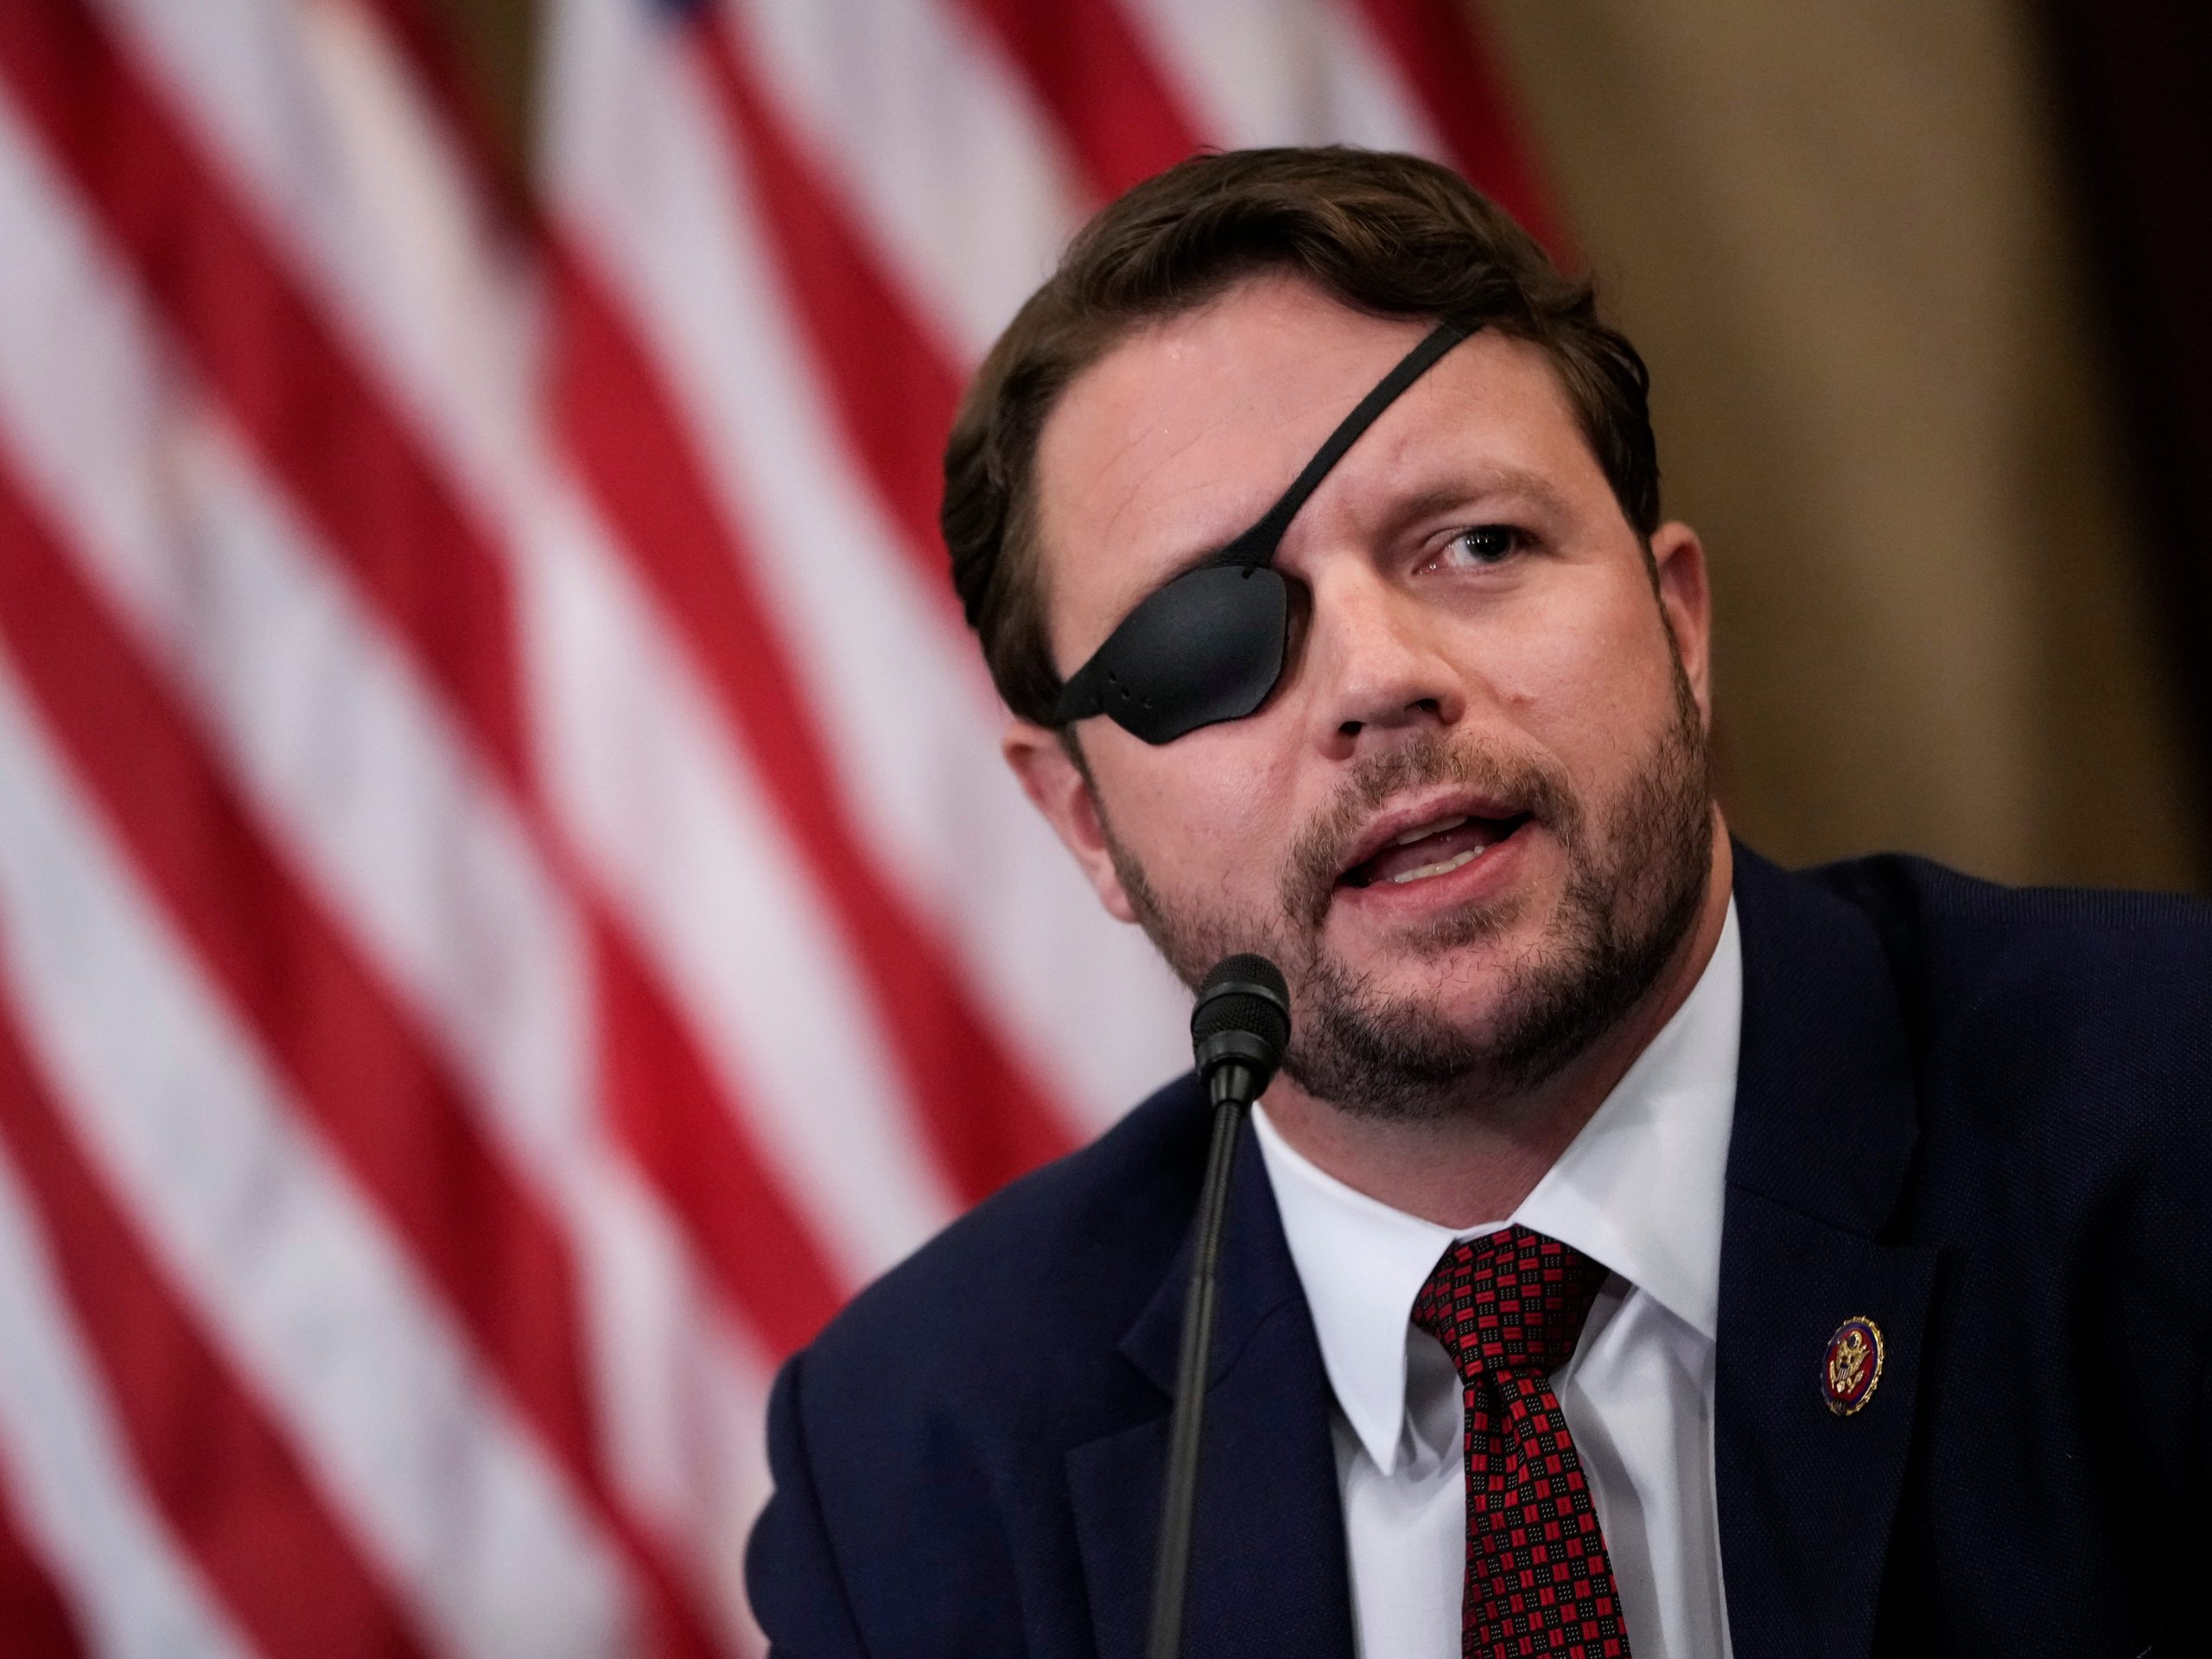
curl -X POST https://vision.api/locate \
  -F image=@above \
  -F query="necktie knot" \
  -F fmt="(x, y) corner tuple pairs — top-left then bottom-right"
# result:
(1411, 1223), (1608, 1383)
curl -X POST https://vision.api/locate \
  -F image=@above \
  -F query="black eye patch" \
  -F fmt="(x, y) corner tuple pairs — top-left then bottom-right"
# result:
(1053, 319), (1473, 745)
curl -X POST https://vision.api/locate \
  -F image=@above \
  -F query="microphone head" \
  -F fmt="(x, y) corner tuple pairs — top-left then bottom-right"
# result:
(1190, 954), (1291, 1103)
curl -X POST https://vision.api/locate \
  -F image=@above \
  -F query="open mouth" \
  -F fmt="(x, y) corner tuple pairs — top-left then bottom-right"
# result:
(1338, 811), (1532, 890)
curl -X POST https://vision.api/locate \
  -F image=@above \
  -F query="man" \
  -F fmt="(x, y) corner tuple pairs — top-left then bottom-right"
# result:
(746, 148), (2211, 1656)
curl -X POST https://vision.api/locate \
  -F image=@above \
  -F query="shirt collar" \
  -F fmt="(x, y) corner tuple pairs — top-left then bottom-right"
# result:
(1253, 899), (1742, 1475)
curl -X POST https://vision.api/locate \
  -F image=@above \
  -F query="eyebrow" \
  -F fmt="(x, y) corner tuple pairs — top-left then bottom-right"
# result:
(1369, 465), (1578, 537)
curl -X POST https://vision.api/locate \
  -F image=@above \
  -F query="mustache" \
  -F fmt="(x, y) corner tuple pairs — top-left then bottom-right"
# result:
(1280, 732), (1580, 930)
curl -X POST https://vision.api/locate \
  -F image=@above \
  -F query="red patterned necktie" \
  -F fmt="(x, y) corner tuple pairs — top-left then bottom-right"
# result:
(1411, 1224), (1631, 1659)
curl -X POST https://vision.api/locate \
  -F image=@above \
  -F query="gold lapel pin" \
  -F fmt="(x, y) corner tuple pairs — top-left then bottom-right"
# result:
(1822, 1316), (1885, 1415)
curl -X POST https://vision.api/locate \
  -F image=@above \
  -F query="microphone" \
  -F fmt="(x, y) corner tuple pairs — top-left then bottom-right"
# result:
(1190, 955), (1293, 1108)
(1148, 954), (1291, 1659)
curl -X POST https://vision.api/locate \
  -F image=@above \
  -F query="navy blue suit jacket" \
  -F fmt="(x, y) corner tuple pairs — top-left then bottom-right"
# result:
(747, 849), (2212, 1656)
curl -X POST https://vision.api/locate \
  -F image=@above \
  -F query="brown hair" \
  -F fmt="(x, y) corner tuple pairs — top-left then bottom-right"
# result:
(941, 146), (1660, 727)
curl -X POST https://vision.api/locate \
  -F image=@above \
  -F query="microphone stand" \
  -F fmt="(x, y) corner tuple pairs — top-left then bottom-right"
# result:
(1146, 1087), (1247, 1659)
(1147, 946), (1286, 1659)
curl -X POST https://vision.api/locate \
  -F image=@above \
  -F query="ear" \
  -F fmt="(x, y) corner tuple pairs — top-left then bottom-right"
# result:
(1649, 520), (1713, 725)
(1001, 720), (1142, 925)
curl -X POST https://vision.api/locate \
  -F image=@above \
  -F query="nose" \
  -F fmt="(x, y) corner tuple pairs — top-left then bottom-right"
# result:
(1302, 565), (1465, 753)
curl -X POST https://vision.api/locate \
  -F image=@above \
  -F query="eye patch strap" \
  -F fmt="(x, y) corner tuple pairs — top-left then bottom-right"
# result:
(1211, 318), (1472, 569)
(1052, 316), (1476, 739)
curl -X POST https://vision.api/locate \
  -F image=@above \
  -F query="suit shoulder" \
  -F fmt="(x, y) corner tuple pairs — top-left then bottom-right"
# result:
(748, 1089), (1204, 1654)
(1804, 852), (2212, 1123)
(1806, 850), (2212, 1001)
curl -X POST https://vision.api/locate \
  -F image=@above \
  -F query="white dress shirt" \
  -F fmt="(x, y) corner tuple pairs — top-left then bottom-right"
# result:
(1252, 901), (1742, 1658)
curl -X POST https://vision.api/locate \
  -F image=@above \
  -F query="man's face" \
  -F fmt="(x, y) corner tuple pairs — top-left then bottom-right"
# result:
(1011, 276), (1721, 1119)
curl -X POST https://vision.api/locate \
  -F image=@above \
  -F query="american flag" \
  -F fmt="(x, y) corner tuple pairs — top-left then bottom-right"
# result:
(0, 0), (1554, 1651)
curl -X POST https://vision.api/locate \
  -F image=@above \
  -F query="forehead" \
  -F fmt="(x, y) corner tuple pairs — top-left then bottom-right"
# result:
(1030, 276), (1600, 652)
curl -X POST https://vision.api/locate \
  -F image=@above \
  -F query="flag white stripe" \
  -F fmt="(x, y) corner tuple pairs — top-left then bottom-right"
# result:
(518, 476), (963, 1280)
(549, 0), (1188, 1135)
(93, 0), (537, 531)
(274, 22), (836, 1624)
(0, 88), (597, 1217)
(1120, 0), (1443, 155)
(574, 1164), (776, 1654)
(236, 20), (837, 1614)
(117, 0), (963, 1285)
(1313, 4), (1455, 156)
(0, 1141), (254, 1659)
(90, 0), (357, 296)
(0, 73), (809, 1642)
(289, 0), (549, 521)
(0, 639), (635, 1659)
(698, 0), (1087, 361)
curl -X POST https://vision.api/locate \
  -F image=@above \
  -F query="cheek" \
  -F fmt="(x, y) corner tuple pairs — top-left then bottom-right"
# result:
(1478, 573), (1680, 770)
(1095, 734), (1296, 893)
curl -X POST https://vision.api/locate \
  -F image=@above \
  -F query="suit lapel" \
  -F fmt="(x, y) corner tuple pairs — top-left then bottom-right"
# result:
(1719, 849), (1941, 1659)
(1066, 1111), (1355, 1659)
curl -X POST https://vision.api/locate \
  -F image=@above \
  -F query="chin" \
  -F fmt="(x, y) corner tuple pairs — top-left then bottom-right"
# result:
(1288, 871), (1696, 1121)
(1332, 885), (1551, 985)
(1363, 965), (1538, 1053)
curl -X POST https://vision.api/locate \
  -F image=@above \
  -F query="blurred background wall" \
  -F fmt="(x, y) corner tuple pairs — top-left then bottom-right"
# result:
(0, 2), (2202, 1656)
(425, 0), (2212, 889)
(1484, 0), (2207, 889)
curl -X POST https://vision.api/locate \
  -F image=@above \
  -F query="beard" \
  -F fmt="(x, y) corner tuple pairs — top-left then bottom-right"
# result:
(1104, 654), (1714, 1122)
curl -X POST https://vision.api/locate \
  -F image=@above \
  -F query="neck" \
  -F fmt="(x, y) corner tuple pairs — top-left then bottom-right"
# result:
(1262, 827), (1734, 1229)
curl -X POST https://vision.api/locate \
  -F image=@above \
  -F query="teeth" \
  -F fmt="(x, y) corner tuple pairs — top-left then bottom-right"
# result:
(1389, 847), (1483, 885)
(1392, 813), (1469, 848)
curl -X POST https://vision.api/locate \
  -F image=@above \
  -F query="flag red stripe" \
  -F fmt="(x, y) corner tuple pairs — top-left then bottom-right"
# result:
(592, 913), (843, 1356)
(957, 0), (1201, 197)
(690, 15), (965, 588)
(0, 451), (723, 1659)
(0, 0), (532, 789)
(0, 448), (604, 1497)
(320, 0), (903, 1357)
(0, 1480), (87, 1659)
(0, 3), (811, 1646)
(1345, 0), (1568, 258)
(6, 0), (840, 1367)
(0, 986), (434, 1659)
(552, 251), (1078, 1202)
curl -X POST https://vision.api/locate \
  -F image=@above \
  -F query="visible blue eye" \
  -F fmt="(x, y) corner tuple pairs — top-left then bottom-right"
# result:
(1440, 524), (1521, 568)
